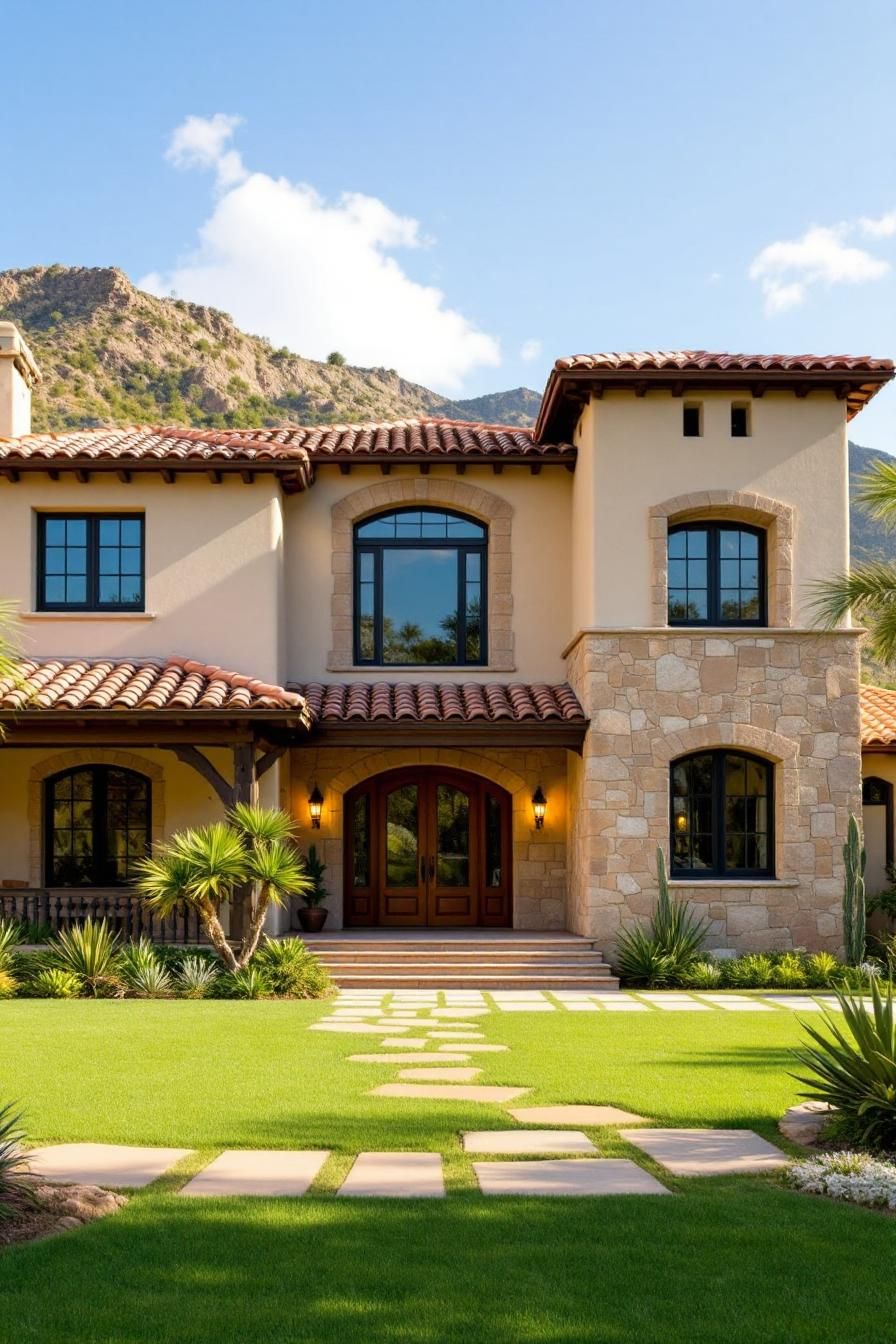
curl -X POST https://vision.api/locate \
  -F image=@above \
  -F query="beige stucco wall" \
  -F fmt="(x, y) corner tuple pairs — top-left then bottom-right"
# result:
(287, 744), (570, 929)
(862, 754), (896, 929)
(0, 476), (285, 683)
(284, 465), (573, 684)
(572, 389), (849, 630)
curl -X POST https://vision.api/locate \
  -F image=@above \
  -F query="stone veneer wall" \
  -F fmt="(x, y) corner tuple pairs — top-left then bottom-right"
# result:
(285, 745), (570, 929)
(565, 630), (862, 954)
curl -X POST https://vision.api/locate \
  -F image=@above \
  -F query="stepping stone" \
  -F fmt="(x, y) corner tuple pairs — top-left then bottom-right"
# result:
(473, 1159), (670, 1197)
(495, 1003), (556, 1012)
(619, 1128), (788, 1175)
(397, 1067), (482, 1082)
(702, 999), (775, 1012)
(600, 1001), (650, 1012)
(375, 1018), (423, 1027)
(372, 1084), (530, 1103)
(381, 1037), (428, 1048)
(760, 997), (822, 1011)
(439, 1043), (507, 1053)
(509, 1105), (649, 1127)
(28, 1143), (192, 1189)
(463, 1130), (596, 1154)
(180, 1150), (328, 1197)
(444, 993), (486, 1003)
(648, 999), (712, 1012)
(491, 992), (547, 1000)
(310, 1022), (409, 1035)
(430, 1008), (489, 1018)
(428, 1030), (485, 1039)
(350, 1052), (472, 1064)
(559, 1002), (600, 1011)
(338, 1152), (445, 1198)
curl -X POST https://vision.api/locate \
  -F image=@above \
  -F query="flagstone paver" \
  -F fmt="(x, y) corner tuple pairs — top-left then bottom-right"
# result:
(349, 1052), (473, 1064)
(494, 1002), (556, 1012)
(372, 1084), (530, 1103)
(427, 1030), (485, 1039)
(430, 1008), (489, 1018)
(28, 1143), (193, 1188)
(760, 997), (823, 1011)
(557, 1002), (600, 1011)
(338, 1153), (445, 1198)
(439, 1043), (508, 1053)
(473, 1159), (670, 1196)
(599, 1001), (650, 1012)
(311, 1022), (410, 1034)
(463, 1130), (596, 1154)
(397, 1067), (482, 1082)
(509, 1105), (649, 1127)
(380, 1037), (429, 1047)
(619, 1128), (789, 1175)
(180, 1150), (329, 1197)
(647, 999), (713, 1011)
(702, 999), (776, 1012)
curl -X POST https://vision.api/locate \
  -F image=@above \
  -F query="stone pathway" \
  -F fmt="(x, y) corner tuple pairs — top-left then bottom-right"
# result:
(509, 1105), (648, 1127)
(462, 1130), (596, 1154)
(180, 1150), (329, 1197)
(619, 1128), (789, 1175)
(473, 1159), (671, 1197)
(372, 1083), (530, 1103)
(338, 1153), (445, 1198)
(28, 1143), (193, 1188)
(333, 989), (846, 1012)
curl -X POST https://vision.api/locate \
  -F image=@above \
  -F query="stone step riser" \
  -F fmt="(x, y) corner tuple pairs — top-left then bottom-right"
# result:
(314, 951), (608, 964)
(303, 939), (602, 952)
(319, 961), (613, 974)
(331, 975), (620, 989)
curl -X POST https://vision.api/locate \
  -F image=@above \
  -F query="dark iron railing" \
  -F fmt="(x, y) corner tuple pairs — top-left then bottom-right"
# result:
(0, 889), (205, 945)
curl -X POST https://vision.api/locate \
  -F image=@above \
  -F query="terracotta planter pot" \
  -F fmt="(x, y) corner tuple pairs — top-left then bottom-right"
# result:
(297, 906), (328, 933)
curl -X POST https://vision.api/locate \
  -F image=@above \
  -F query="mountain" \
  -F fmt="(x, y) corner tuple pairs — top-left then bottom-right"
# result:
(849, 439), (895, 563)
(0, 266), (539, 433)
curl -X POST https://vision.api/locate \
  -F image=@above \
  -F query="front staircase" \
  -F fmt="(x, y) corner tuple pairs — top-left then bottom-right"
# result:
(300, 930), (619, 990)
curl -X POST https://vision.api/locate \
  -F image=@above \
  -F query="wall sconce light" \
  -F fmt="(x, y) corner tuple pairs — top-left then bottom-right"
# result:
(308, 786), (324, 829)
(532, 786), (547, 830)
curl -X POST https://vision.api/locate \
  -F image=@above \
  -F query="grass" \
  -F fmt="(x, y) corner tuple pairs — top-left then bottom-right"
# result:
(0, 999), (894, 1343)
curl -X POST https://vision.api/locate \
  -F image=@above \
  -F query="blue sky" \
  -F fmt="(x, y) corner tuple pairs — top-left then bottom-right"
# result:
(6, 0), (896, 444)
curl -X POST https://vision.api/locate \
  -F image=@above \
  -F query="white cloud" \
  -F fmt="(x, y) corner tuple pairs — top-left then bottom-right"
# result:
(519, 338), (542, 362)
(749, 223), (890, 316)
(860, 209), (896, 238)
(142, 114), (500, 390)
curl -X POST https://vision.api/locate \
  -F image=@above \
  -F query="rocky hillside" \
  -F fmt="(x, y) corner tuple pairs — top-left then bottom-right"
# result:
(0, 266), (540, 433)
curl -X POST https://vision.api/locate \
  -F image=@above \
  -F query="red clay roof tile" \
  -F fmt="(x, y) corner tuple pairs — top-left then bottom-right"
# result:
(292, 681), (586, 725)
(860, 684), (896, 747)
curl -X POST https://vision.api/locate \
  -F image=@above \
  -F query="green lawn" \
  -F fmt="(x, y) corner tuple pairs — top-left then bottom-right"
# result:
(0, 1000), (893, 1343)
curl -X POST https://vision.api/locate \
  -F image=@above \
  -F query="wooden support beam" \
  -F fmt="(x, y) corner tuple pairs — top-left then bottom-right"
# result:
(491, 462), (504, 475)
(529, 462), (542, 475)
(1, 468), (19, 483)
(455, 462), (466, 475)
(161, 469), (176, 484)
(207, 469), (223, 484)
(379, 463), (392, 475)
(338, 462), (351, 476)
(48, 469), (60, 481)
(419, 462), (430, 475)
(167, 745), (235, 808)
(117, 469), (132, 484)
(240, 470), (255, 484)
(75, 469), (90, 483)
(255, 744), (286, 780)
(232, 743), (256, 806)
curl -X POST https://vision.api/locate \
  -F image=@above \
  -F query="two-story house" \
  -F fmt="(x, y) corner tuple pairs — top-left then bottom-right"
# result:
(1, 319), (894, 962)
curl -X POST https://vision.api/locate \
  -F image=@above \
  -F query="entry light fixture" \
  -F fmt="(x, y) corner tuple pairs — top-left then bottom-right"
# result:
(532, 786), (547, 830)
(675, 812), (688, 833)
(309, 786), (324, 829)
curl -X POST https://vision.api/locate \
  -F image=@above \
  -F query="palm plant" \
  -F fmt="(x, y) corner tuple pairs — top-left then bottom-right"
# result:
(792, 978), (896, 1150)
(135, 805), (313, 971)
(811, 457), (896, 662)
(0, 601), (24, 742)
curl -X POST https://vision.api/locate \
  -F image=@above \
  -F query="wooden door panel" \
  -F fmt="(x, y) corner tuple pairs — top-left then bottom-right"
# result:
(379, 777), (426, 926)
(426, 775), (478, 927)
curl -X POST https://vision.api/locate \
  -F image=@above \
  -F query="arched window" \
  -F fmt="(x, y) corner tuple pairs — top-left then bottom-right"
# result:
(670, 750), (773, 879)
(354, 507), (487, 666)
(668, 522), (766, 626)
(45, 766), (151, 886)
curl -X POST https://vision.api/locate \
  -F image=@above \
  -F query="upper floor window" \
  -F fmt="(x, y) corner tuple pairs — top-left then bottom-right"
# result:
(671, 750), (773, 879)
(354, 508), (487, 666)
(45, 765), (150, 886)
(37, 514), (145, 612)
(668, 522), (765, 626)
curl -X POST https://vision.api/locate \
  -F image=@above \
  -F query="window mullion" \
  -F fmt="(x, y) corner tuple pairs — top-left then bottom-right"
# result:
(374, 547), (383, 665)
(89, 516), (99, 609)
(93, 769), (105, 887)
(457, 548), (467, 665)
(714, 753), (725, 877)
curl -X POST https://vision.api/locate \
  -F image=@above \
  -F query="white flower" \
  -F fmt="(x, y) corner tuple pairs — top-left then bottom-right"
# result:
(786, 1151), (896, 1210)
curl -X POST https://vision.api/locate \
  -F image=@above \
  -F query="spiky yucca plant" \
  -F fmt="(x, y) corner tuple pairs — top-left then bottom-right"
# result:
(136, 806), (313, 971)
(47, 919), (121, 996)
(0, 1102), (34, 1220)
(793, 978), (896, 1150)
(29, 967), (83, 999)
(175, 956), (220, 999)
(255, 936), (331, 998)
(614, 847), (708, 986)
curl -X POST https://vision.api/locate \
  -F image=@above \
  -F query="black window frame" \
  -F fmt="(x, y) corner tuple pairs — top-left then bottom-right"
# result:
(670, 749), (774, 880)
(44, 765), (152, 888)
(667, 521), (767, 627)
(37, 512), (145, 613)
(353, 506), (488, 667)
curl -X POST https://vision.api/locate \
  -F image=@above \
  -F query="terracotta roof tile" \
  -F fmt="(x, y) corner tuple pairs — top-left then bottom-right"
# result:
(0, 657), (308, 719)
(860, 684), (896, 746)
(292, 681), (586, 726)
(552, 350), (895, 375)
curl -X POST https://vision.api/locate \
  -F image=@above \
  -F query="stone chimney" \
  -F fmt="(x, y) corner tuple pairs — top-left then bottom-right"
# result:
(0, 322), (41, 438)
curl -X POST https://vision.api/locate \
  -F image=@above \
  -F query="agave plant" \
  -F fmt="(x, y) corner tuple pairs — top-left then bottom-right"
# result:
(123, 960), (173, 999)
(792, 979), (896, 1150)
(614, 847), (707, 986)
(0, 919), (23, 972)
(254, 936), (331, 998)
(29, 967), (83, 999)
(47, 919), (121, 997)
(174, 956), (220, 999)
(136, 805), (313, 971)
(220, 965), (271, 999)
(0, 1101), (34, 1220)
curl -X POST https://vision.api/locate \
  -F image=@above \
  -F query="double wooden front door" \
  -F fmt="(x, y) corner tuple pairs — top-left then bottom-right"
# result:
(344, 767), (511, 927)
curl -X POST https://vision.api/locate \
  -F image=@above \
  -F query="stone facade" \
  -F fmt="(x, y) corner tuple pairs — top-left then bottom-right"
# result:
(565, 629), (863, 954)
(285, 744), (570, 929)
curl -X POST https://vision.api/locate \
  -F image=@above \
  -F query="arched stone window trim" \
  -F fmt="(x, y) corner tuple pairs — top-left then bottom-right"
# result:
(27, 749), (165, 887)
(649, 490), (795, 628)
(329, 478), (514, 671)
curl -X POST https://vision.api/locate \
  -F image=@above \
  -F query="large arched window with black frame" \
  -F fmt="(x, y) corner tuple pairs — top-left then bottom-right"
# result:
(353, 507), (488, 666)
(668, 521), (766, 626)
(670, 750), (773, 879)
(45, 766), (151, 886)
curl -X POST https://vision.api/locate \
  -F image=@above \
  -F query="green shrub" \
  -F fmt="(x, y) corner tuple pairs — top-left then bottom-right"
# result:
(0, 970), (17, 1000)
(47, 919), (122, 997)
(29, 967), (83, 999)
(615, 848), (707, 986)
(792, 979), (896, 1150)
(0, 919), (23, 971)
(0, 1102), (35, 1221)
(254, 937), (331, 998)
(723, 953), (775, 988)
(682, 959), (722, 989)
(219, 966), (271, 1000)
(175, 956), (220, 999)
(806, 951), (841, 987)
(772, 952), (807, 988)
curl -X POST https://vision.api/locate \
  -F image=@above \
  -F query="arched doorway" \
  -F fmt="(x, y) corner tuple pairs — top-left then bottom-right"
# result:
(344, 766), (512, 927)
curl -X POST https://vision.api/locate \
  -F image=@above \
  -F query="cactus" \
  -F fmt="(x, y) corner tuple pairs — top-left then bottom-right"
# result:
(654, 845), (673, 939)
(842, 814), (867, 966)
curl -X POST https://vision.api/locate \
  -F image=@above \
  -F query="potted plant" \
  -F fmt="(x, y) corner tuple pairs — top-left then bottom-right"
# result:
(295, 844), (329, 933)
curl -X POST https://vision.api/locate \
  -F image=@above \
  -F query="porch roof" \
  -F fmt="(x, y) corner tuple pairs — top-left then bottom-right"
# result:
(861, 684), (896, 748)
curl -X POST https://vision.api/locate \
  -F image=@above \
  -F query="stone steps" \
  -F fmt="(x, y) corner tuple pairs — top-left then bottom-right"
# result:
(329, 973), (619, 990)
